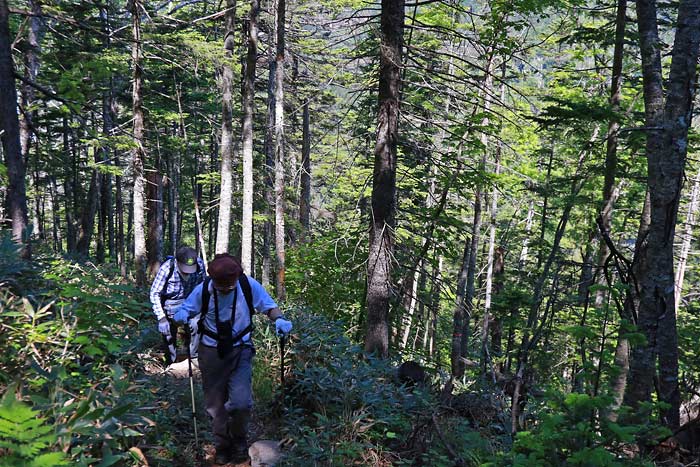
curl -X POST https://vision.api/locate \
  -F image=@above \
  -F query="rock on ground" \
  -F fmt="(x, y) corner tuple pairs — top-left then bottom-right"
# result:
(249, 440), (282, 467)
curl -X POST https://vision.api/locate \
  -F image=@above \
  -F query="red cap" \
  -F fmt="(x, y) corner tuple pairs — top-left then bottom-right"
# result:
(208, 254), (243, 286)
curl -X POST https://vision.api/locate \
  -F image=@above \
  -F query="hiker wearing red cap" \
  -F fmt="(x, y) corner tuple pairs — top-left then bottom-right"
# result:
(149, 246), (205, 364)
(173, 253), (292, 465)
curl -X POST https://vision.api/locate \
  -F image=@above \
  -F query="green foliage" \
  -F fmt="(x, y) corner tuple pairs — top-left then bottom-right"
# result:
(286, 235), (365, 326)
(504, 392), (652, 466)
(276, 313), (492, 466)
(0, 253), (152, 465)
(0, 388), (68, 467)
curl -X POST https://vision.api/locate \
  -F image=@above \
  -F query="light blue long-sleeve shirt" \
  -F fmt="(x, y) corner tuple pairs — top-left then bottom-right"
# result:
(178, 275), (278, 347)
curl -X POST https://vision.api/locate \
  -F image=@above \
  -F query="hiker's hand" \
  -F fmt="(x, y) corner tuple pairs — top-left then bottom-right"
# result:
(158, 318), (170, 335)
(188, 316), (199, 334)
(173, 308), (190, 324)
(275, 318), (292, 337)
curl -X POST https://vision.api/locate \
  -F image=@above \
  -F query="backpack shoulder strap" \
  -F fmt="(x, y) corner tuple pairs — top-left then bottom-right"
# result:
(160, 257), (176, 303)
(238, 274), (255, 320)
(200, 277), (211, 318)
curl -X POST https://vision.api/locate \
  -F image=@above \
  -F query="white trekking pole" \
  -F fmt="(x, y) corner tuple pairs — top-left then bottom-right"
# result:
(184, 331), (200, 460)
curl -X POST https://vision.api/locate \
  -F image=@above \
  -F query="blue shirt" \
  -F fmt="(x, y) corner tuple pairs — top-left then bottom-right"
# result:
(178, 276), (278, 347)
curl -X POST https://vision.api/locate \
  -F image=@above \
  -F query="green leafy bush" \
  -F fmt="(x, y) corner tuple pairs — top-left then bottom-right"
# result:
(507, 392), (653, 467)
(0, 388), (68, 467)
(274, 312), (492, 466)
(0, 253), (153, 465)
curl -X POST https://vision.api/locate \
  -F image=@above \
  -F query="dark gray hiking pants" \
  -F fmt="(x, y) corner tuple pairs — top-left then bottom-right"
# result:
(199, 344), (254, 451)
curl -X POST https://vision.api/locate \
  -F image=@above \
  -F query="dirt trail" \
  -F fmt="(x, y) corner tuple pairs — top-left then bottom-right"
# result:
(135, 349), (279, 467)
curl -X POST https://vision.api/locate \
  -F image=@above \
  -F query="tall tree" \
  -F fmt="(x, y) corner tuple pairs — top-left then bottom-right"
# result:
(600, 0), (630, 419)
(262, 25), (275, 286)
(0, 0), (30, 258)
(76, 149), (101, 257)
(146, 167), (164, 278)
(624, 0), (700, 430)
(130, 0), (147, 285)
(299, 100), (311, 237)
(19, 0), (43, 242)
(100, 5), (115, 263)
(215, 0), (237, 255)
(240, 0), (258, 272)
(364, 0), (404, 358)
(274, 0), (287, 300)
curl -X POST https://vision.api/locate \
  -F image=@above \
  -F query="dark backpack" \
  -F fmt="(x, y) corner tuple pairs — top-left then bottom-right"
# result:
(198, 275), (255, 346)
(159, 256), (176, 306)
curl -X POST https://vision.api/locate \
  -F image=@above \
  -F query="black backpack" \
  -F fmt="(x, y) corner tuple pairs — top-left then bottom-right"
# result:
(198, 275), (255, 347)
(159, 256), (177, 306)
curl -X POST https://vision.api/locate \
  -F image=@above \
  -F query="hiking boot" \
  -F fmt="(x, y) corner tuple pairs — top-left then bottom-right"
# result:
(214, 448), (232, 465)
(230, 446), (249, 464)
(230, 437), (249, 464)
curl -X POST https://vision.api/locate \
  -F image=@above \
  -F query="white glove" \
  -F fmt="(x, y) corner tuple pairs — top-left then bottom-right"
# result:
(188, 316), (200, 334)
(275, 318), (292, 336)
(158, 318), (171, 336)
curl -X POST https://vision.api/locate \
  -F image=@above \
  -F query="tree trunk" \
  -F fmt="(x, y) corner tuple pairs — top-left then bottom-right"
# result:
(274, 0), (287, 300)
(299, 100), (311, 238)
(147, 169), (164, 279)
(625, 0), (700, 431)
(99, 5), (115, 262)
(20, 0), (43, 244)
(612, 193), (649, 419)
(365, 0), (404, 358)
(76, 161), (100, 257)
(674, 171), (700, 307)
(0, 0), (30, 258)
(61, 118), (76, 253)
(262, 35), (275, 287)
(48, 177), (62, 251)
(608, 193), (649, 421)
(115, 148), (126, 277)
(240, 0), (257, 272)
(451, 241), (471, 377)
(491, 246), (505, 363)
(593, 0), (627, 313)
(130, 0), (147, 286)
(519, 200), (534, 268)
(482, 139), (501, 372)
(215, 0), (237, 255)
(400, 265), (420, 349)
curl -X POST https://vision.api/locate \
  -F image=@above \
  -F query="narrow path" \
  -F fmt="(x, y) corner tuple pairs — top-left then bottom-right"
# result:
(134, 344), (282, 467)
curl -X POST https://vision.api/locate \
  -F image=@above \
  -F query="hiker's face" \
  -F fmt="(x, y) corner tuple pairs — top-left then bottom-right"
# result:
(213, 280), (237, 295)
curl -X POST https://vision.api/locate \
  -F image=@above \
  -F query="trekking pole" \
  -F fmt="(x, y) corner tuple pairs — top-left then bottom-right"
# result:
(184, 332), (201, 461)
(279, 334), (286, 404)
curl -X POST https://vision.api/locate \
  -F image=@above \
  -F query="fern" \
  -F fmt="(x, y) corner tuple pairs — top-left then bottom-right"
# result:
(0, 388), (68, 466)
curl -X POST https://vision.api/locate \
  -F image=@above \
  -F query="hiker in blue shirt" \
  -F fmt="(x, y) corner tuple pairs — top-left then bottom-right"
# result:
(149, 246), (205, 364)
(173, 253), (292, 465)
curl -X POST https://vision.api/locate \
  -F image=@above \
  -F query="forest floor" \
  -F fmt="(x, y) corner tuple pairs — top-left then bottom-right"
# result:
(133, 338), (284, 467)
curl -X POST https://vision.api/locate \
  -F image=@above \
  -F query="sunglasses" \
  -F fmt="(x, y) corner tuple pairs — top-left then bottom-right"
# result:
(213, 283), (237, 292)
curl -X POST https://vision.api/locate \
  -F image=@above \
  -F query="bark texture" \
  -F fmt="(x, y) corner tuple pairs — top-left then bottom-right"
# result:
(365, 0), (404, 358)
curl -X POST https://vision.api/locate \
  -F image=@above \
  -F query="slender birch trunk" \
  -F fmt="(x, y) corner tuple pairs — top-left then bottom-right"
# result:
(274, 0), (287, 299)
(215, 0), (237, 255)
(240, 0), (257, 272)
(300, 101), (311, 237)
(674, 171), (700, 307)
(130, 0), (147, 285)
